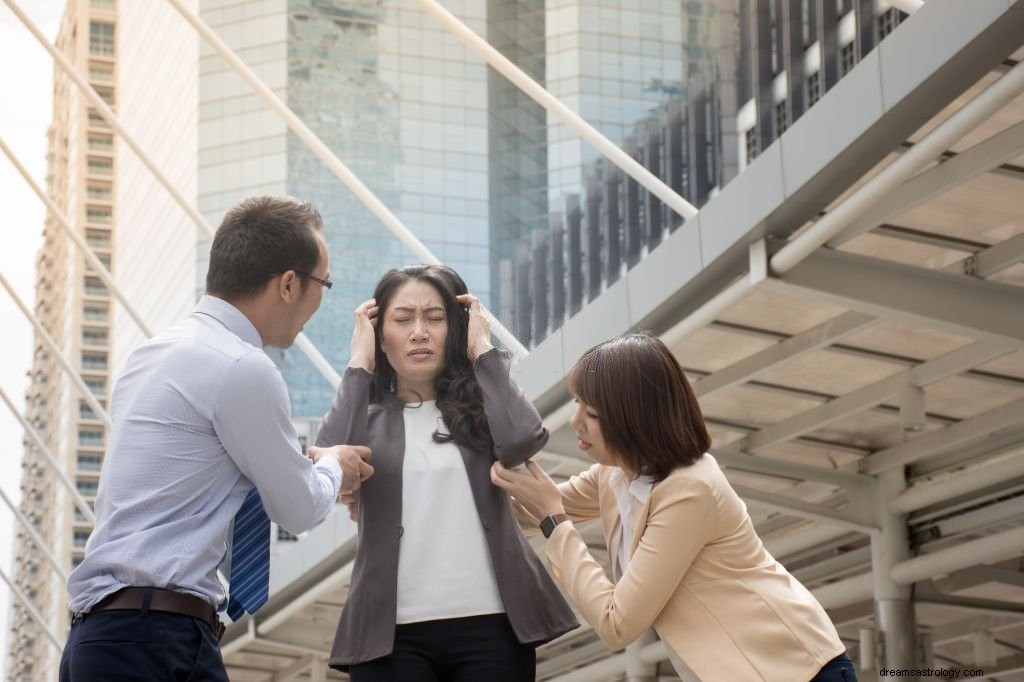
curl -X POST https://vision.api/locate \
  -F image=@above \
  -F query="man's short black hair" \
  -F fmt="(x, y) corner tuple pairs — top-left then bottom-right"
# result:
(206, 196), (323, 300)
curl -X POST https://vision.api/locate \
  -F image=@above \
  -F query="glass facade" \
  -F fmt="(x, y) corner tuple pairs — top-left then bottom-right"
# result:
(187, 0), (909, 414)
(273, 1), (491, 416)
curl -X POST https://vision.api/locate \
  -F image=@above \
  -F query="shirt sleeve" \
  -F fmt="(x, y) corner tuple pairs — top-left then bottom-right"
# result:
(314, 366), (373, 448)
(545, 476), (716, 650)
(212, 350), (340, 535)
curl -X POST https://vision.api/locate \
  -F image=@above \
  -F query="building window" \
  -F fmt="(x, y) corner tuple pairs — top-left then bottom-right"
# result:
(877, 8), (903, 40)
(76, 480), (99, 497)
(89, 61), (114, 81)
(839, 42), (857, 76)
(87, 109), (109, 129)
(73, 531), (91, 548)
(81, 352), (108, 370)
(90, 0), (116, 8)
(83, 303), (109, 321)
(87, 157), (113, 176)
(278, 527), (299, 542)
(87, 184), (112, 201)
(84, 378), (107, 396)
(89, 21), (115, 56)
(744, 127), (758, 163)
(84, 276), (107, 296)
(78, 429), (104, 447)
(806, 71), (821, 107)
(77, 455), (103, 471)
(86, 206), (112, 224)
(94, 86), (115, 106)
(82, 330), (108, 349)
(775, 101), (788, 136)
(88, 135), (113, 153)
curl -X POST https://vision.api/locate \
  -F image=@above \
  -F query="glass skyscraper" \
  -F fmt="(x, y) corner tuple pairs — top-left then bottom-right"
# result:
(196, 0), (491, 417)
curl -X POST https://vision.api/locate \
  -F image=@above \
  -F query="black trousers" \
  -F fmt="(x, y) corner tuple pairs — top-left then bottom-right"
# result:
(349, 613), (536, 682)
(59, 610), (228, 682)
(809, 653), (858, 681)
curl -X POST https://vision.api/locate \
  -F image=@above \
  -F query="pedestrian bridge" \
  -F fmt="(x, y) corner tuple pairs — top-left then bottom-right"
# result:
(219, 3), (1024, 680)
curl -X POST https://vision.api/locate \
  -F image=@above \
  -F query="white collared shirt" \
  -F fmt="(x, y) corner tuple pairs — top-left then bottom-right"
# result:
(67, 295), (341, 612)
(395, 400), (504, 623)
(608, 468), (654, 582)
(608, 467), (701, 682)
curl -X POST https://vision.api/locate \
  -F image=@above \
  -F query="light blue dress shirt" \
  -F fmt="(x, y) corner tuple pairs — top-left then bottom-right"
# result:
(67, 295), (341, 612)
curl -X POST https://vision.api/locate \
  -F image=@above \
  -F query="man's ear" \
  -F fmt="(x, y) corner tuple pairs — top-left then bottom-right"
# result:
(278, 270), (299, 302)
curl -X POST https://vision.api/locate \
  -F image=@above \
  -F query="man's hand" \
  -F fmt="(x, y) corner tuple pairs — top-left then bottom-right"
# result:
(309, 444), (374, 494)
(340, 490), (358, 521)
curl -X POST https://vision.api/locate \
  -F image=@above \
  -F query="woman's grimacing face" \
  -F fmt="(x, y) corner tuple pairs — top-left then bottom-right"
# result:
(568, 398), (619, 468)
(379, 279), (449, 392)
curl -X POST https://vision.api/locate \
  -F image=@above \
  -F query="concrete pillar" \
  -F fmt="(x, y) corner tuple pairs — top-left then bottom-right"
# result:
(871, 467), (919, 676)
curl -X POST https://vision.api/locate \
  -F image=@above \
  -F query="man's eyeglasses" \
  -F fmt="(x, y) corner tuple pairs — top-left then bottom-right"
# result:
(296, 272), (333, 290)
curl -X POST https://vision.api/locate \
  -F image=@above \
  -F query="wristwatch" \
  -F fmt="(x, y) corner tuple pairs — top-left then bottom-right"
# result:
(540, 513), (570, 538)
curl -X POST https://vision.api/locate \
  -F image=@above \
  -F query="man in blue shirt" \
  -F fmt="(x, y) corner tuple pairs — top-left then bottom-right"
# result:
(60, 195), (372, 681)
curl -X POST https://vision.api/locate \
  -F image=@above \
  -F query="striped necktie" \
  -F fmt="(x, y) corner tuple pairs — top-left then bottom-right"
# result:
(226, 486), (270, 621)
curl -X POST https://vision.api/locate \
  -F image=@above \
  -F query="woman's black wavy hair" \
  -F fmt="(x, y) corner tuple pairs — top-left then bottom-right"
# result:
(370, 265), (491, 451)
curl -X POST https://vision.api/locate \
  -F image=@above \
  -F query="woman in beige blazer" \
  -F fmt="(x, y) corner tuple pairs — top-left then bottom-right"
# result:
(492, 332), (856, 682)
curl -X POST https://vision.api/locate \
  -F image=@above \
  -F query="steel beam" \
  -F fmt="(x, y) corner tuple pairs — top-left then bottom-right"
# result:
(946, 232), (1024, 278)
(829, 120), (1024, 247)
(740, 340), (1010, 453)
(769, 248), (1024, 347)
(863, 397), (1024, 474)
(712, 449), (872, 490)
(694, 311), (877, 397)
(732, 484), (876, 533)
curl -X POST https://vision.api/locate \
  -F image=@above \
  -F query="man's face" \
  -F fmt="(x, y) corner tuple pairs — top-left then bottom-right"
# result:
(276, 231), (329, 348)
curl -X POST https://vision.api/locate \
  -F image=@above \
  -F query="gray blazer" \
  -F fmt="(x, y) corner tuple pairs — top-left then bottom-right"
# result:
(316, 348), (578, 667)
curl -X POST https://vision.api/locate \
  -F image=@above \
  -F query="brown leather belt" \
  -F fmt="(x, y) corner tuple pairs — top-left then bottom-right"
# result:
(88, 587), (225, 639)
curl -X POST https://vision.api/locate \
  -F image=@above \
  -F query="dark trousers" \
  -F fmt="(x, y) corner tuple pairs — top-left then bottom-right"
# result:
(349, 613), (536, 682)
(59, 610), (228, 682)
(809, 653), (858, 682)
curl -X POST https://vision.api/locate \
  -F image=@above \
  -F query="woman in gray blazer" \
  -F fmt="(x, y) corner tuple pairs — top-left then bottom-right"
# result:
(316, 264), (577, 681)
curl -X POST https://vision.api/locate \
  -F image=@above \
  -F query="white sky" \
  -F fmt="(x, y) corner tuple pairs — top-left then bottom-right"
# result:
(0, 0), (69, 668)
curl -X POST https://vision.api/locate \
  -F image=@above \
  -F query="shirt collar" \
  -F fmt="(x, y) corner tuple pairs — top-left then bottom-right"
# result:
(194, 295), (263, 348)
(610, 467), (655, 505)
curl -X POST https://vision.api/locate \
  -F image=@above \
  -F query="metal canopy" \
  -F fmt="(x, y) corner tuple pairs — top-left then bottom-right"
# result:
(218, 16), (1024, 682)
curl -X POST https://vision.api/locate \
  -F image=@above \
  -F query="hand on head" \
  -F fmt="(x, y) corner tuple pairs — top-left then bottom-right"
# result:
(456, 293), (493, 362)
(349, 299), (379, 371)
(490, 460), (565, 521)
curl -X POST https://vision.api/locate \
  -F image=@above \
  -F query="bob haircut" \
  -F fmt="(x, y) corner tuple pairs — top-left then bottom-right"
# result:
(568, 332), (710, 481)
(370, 264), (490, 450)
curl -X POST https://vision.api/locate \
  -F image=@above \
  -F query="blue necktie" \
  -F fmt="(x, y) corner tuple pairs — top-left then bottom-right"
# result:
(226, 486), (270, 621)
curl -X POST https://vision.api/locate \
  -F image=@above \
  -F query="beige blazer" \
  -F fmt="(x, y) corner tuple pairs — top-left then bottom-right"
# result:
(547, 453), (845, 682)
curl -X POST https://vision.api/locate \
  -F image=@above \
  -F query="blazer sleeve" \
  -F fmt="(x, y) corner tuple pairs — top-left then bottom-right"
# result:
(473, 348), (549, 466)
(545, 476), (716, 650)
(315, 366), (373, 448)
(559, 463), (603, 522)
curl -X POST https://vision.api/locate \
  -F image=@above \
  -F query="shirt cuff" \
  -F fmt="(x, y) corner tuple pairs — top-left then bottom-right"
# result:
(314, 456), (342, 496)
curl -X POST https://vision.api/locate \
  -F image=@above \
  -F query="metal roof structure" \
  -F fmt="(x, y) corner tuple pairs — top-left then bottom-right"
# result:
(215, 3), (1024, 680)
